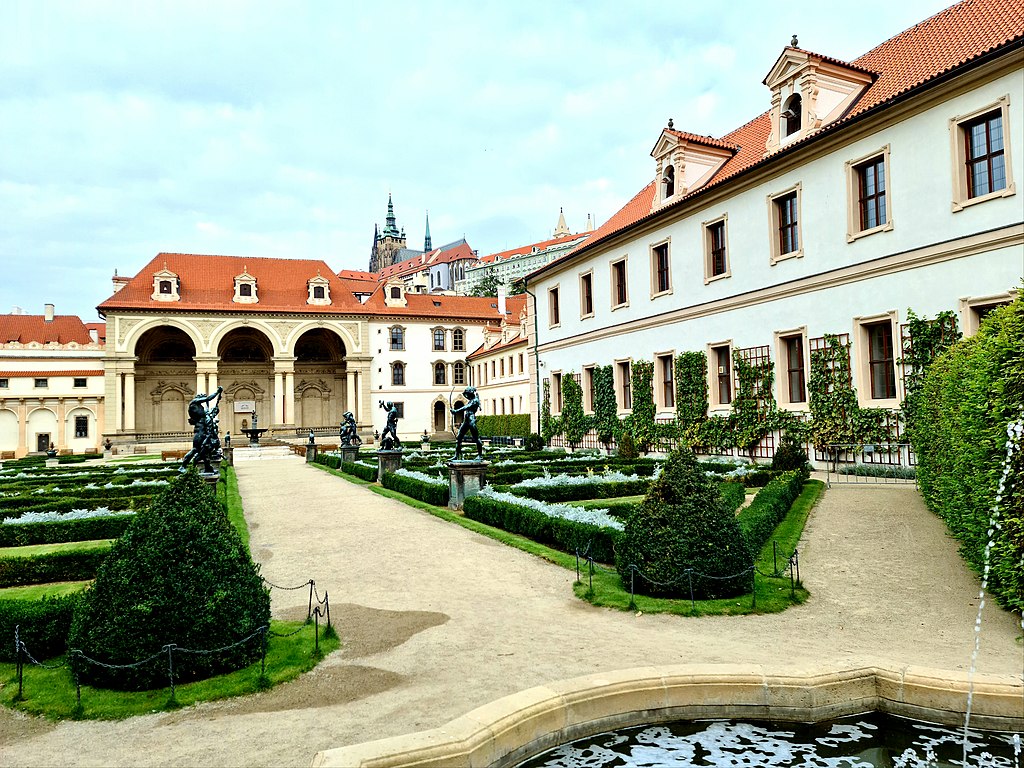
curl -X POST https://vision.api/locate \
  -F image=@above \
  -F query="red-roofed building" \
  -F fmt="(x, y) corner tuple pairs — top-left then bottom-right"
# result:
(0, 306), (106, 457)
(95, 252), (523, 444)
(525, 0), (1022, 452)
(467, 296), (531, 421)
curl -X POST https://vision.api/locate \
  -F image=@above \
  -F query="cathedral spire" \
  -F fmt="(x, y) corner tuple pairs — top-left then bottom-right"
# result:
(383, 193), (400, 237)
(424, 210), (432, 252)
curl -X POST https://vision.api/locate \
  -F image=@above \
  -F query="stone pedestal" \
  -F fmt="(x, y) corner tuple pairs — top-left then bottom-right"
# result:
(447, 461), (490, 510)
(421, 442), (430, 452)
(201, 472), (219, 489)
(339, 446), (359, 464)
(45, 458), (59, 468)
(377, 450), (403, 483)
(223, 446), (234, 466)
(103, 448), (113, 460)
(305, 444), (318, 463)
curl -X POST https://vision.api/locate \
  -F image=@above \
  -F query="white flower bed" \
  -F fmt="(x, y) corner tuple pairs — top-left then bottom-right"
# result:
(513, 469), (646, 488)
(477, 486), (623, 531)
(394, 468), (446, 486)
(3, 508), (136, 525)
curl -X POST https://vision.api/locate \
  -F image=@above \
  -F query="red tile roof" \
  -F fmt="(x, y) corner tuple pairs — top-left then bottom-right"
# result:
(98, 253), (368, 315)
(0, 370), (103, 377)
(359, 285), (518, 321)
(761, 46), (879, 85)
(658, 129), (739, 153)
(478, 233), (589, 264)
(467, 332), (527, 360)
(0, 315), (97, 345)
(378, 242), (478, 281)
(553, 0), (1023, 265)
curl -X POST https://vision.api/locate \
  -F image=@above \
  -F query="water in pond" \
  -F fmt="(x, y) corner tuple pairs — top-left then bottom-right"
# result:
(518, 713), (1021, 767)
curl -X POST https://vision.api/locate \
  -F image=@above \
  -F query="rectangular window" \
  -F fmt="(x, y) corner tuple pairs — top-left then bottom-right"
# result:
(617, 361), (632, 410)
(433, 329), (446, 351)
(73, 377), (87, 388)
(518, 354), (524, 374)
(856, 157), (886, 231)
(552, 372), (563, 413)
(965, 111), (1006, 199)
(0, 379), (7, 389)
(548, 286), (560, 326)
(711, 345), (732, 406)
(866, 321), (896, 400)
(393, 402), (404, 419)
(783, 334), (806, 403)
(651, 241), (671, 295)
(611, 259), (628, 307)
(658, 354), (674, 409)
(74, 416), (89, 439)
(776, 192), (799, 255)
(706, 219), (728, 279)
(580, 272), (594, 317)
(454, 363), (465, 385)
(500, 358), (505, 376)
(390, 327), (404, 351)
(453, 329), (465, 351)
(34, 378), (48, 388)
(392, 363), (405, 386)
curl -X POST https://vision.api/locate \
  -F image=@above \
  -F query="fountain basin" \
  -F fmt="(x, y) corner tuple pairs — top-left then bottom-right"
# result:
(310, 662), (1023, 767)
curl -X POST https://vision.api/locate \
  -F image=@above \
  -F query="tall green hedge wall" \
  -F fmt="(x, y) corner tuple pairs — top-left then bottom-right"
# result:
(476, 414), (531, 437)
(909, 295), (1023, 613)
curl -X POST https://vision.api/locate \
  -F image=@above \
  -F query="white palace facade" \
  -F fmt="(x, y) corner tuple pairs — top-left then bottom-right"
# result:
(526, 0), (1022, 435)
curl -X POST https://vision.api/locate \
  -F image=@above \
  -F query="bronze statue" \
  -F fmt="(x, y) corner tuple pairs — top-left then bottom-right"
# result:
(339, 411), (360, 446)
(379, 401), (401, 450)
(452, 386), (483, 460)
(182, 386), (223, 473)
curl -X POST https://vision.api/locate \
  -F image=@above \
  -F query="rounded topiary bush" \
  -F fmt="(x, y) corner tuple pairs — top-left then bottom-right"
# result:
(771, 433), (809, 473)
(616, 447), (753, 599)
(524, 433), (545, 452)
(68, 469), (270, 690)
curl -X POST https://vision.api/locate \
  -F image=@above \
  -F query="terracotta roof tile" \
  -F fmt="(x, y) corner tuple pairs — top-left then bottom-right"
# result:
(98, 253), (368, 315)
(359, 285), (516, 321)
(467, 332), (527, 360)
(479, 232), (590, 264)
(378, 242), (478, 280)
(555, 0), (1023, 265)
(0, 370), (103, 378)
(660, 129), (739, 152)
(0, 315), (96, 345)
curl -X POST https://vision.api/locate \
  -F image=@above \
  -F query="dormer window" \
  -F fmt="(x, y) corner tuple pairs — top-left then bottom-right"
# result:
(650, 128), (736, 211)
(763, 47), (875, 154)
(390, 287), (401, 299)
(233, 269), (258, 304)
(662, 165), (675, 198)
(384, 281), (407, 308)
(782, 94), (802, 137)
(151, 265), (180, 302)
(307, 273), (331, 306)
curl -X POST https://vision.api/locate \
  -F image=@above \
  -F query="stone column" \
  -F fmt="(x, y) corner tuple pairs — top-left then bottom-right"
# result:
(17, 400), (27, 457)
(56, 400), (67, 450)
(124, 371), (136, 431)
(284, 372), (295, 425)
(346, 369), (357, 415)
(195, 371), (207, 397)
(274, 372), (284, 424)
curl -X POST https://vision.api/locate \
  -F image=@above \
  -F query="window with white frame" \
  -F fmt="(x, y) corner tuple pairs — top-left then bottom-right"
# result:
(657, 353), (674, 409)
(854, 314), (899, 405)
(846, 146), (892, 241)
(452, 328), (465, 352)
(583, 365), (596, 413)
(433, 362), (447, 386)
(548, 286), (560, 327)
(709, 344), (732, 407)
(453, 362), (466, 385)
(950, 96), (1015, 211)
(391, 361), (406, 386)
(389, 326), (405, 351)
(551, 372), (563, 414)
(768, 184), (802, 264)
(432, 328), (446, 351)
(776, 332), (807, 405)
(611, 258), (628, 308)
(73, 378), (87, 388)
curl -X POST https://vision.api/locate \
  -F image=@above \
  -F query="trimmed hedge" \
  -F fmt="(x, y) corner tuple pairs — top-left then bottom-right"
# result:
(463, 494), (620, 563)
(0, 593), (82, 661)
(0, 515), (134, 548)
(476, 414), (531, 438)
(0, 546), (111, 587)
(736, 470), (807, 555)
(0, 496), (145, 521)
(719, 480), (747, 513)
(506, 478), (651, 503)
(313, 453), (378, 482)
(381, 472), (449, 506)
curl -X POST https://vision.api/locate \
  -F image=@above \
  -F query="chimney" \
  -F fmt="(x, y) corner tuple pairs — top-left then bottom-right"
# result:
(586, 213), (594, 231)
(44, 303), (54, 322)
(88, 328), (99, 344)
(497, 284), (507, 316)
(112, 269), (130, 293)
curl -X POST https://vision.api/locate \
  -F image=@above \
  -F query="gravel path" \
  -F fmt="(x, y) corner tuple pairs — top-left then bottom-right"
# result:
(1, 460), (1021, 767)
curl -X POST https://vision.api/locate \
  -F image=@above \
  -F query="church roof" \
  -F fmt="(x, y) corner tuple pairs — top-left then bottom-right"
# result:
(539, 0), (1023, 270)
(377, 240), (477, 281)
(0, 314), (97, 345)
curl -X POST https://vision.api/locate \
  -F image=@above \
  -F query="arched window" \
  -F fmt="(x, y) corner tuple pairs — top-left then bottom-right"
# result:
(452, 328), (465, 352)
(391, 362), (405, 386)
(663, 165), (675, 198)
(433, 362), (447, 386)
(433, 328), (446, 351)
(783, 94), (802, 137)
(390, 326), (404, 351)
(453, 362), (465, 385)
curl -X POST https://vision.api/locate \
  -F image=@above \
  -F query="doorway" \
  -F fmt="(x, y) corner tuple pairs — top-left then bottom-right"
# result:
(36, 433), (50, 453)
(433, 401), (446, 433)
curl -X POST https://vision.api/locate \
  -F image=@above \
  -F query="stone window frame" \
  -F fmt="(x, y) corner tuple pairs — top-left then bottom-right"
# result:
(767, 182), (804, 266)
(655, 351), (675, 411)
(773, 327), (810, 410)
(431, 327), (447, 352)
(702, 213), (731, 284)
(707, 340), (734, 411)
(391, 361), (406, 387)
(547, 284), (561, 328)
(853, 310), (901, 409)
(610, 256), (629, 310)
(958, 290), (1018, 337)
(845, 144), (894, 243)
(389, 325), (406, 352)
(649, 236), (672, 299)
(949, 95), (1016, 212)
(615, 358), (632, 413)
(579, 270), (594, 319)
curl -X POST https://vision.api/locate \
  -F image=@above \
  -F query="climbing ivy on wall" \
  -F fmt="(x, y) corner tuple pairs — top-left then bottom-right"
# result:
(899, 309), (961, 437)
(674, 352), (709, 433)
(593, 365), (620, 449)
(732, 351), (778, 453)
(626, 360), (657, 454)
(540, 379), (561, 443)
(561, 373), (590, 449)
(807, 335), (860, 448)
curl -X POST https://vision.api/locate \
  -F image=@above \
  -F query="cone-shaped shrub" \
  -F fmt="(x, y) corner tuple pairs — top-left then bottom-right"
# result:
(68, 469), (270, 690)
(616, 447), (753, 598)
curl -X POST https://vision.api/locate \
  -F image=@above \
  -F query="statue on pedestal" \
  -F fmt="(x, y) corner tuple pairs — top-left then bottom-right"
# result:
(379, 401), (402, 451)
(339, 411), (360, 446)
(182, 386), (223, 473)
(452, 386), (483, 460)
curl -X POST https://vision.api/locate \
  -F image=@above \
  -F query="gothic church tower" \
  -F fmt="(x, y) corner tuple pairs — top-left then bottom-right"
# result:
(369, 194), (408, 272)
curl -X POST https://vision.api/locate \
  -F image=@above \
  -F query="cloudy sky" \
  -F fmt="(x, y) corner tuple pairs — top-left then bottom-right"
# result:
(1, 0), (955, 321)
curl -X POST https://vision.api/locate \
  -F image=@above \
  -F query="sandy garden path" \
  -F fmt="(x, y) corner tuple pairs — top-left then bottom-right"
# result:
(1, 459), (1021, 767)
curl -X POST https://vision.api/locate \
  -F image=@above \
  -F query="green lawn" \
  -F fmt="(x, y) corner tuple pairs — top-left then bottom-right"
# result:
(0, 580), (91, 600)
(1, 619), (339, 720)
(0, 540), (113, 559)
(567, 495), (645, 509)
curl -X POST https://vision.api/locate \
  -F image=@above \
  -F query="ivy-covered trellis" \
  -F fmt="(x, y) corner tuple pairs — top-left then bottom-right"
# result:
(561, 372), (589, 449)
(593, 364), (620, 449)
(626, 360), (657, 453)
(674, 351), (708, 442)
(540, 379), (561, 443)
(732, 346), (778, 455)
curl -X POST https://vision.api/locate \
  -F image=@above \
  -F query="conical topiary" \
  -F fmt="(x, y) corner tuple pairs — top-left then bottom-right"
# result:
(68, 469), (270, 690)
(616, 447), (753, 599)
